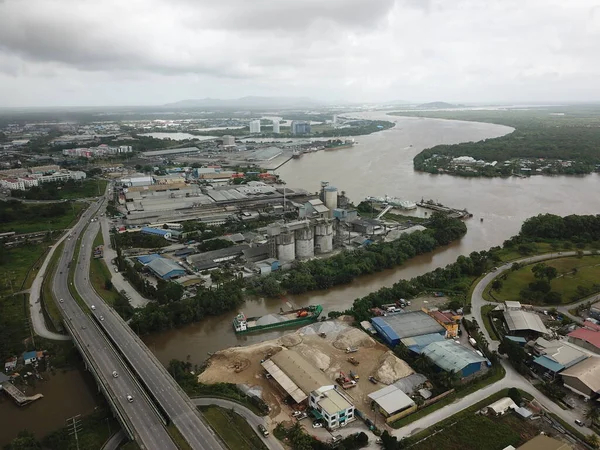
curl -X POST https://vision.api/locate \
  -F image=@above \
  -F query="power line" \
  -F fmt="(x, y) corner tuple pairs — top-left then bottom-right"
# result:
(67, 414), (83, 450)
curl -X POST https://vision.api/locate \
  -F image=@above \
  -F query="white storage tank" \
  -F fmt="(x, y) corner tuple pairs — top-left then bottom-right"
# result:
(324, 186), (338, 211)
(314, 222), (333, 254)
(295, 227), (314, 259)
(276, 231), (295, 262)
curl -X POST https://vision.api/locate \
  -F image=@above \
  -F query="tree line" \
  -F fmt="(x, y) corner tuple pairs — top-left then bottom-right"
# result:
(248, 212), (467, 298)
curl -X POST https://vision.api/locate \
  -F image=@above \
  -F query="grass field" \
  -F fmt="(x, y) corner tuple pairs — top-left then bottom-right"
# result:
(42, 409), (119, 450)
(41, 242), (66, 331)
(166, 424), (192, 450)
(0, 201), (86, 233)
(1, 243), (48, 296)
(89, 230), (120, 306)
(60, 180), (107, 200)
(406, 389), (535, 450)
(200, 406), (267, 450)
(493, 255), (600, 304)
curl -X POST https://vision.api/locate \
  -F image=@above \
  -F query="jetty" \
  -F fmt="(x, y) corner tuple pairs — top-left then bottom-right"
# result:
(418, 199), (473, 220)
(1, 382), (43, 406)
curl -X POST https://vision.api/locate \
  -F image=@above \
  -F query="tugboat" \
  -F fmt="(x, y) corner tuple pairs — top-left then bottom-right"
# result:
(292, 149), (302, 158)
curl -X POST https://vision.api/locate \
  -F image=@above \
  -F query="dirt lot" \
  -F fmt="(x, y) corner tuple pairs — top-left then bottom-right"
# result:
(198, 317), (413, 425)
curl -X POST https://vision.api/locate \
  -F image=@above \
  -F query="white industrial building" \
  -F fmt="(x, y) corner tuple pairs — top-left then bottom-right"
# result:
(309, 387), (355, 430)
(121, 175), (154, 187)
(249, 120), (261, 133)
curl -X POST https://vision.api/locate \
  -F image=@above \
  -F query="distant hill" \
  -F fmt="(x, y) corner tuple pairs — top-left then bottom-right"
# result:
(417, 101), (462, 109)
(164, 96), (321, 109)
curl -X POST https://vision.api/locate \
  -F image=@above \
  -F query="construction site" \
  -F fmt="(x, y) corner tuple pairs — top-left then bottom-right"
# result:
(197, 318), (419, 428)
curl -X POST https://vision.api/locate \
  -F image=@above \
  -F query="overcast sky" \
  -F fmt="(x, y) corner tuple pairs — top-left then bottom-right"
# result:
(0, 0), (599, 107)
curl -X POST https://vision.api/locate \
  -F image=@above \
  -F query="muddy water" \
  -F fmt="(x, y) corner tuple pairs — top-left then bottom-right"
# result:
(145, 113), (600, 367)
(0, 367), (101, 446)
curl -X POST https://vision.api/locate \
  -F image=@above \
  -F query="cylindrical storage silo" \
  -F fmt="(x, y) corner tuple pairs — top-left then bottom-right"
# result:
(295, 227), (314, 259)
(314, 222), (333, 254)
(324, 186), (338, 211)
(276, 231), (296, 262)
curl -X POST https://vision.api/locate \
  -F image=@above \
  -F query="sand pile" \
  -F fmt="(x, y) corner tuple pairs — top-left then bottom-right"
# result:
(373, 351), (414, 384)
(332, 328), (376, 350)
(295, 343), (331, 370)
(301, 321), (349, 336)
(279, 334), (303, 347)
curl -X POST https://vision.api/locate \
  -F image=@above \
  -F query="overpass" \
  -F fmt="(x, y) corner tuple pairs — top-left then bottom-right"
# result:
(52, 199), (178, 450)
(55, 189), (224, 449)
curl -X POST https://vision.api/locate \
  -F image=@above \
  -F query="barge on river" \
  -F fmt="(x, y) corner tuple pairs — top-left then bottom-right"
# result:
(233, 305), (323, 334)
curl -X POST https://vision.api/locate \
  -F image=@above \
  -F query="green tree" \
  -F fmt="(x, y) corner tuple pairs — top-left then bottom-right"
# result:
(492, 279), (503, 291)
(6, 430), (41, 450)
(507, 387), (523, 405)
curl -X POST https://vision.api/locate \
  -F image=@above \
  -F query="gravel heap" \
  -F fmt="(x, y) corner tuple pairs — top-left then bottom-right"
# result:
(279, 334), (303, 347)
(255, 314), (288, 326)
(373, 351), (415, 384)
(301, 321), (349, 336)
(332, 328), (376, 350)
(295, 343), (331, 371)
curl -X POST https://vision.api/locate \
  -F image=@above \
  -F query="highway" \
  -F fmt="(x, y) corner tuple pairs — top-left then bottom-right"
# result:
(73, 198), (223, 449)
(52, 199), (178, 450)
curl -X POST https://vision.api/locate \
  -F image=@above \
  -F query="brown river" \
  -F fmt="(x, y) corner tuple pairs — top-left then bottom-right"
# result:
(4, 113), (600, 445)
(144, 113), (600, 365)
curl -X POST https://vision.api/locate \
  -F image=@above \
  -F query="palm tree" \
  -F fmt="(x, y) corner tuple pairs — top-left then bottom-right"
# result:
(585, 405), (600, 425)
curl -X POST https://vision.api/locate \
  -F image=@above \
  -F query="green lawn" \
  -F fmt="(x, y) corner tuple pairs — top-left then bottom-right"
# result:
(493, 255), (600, 304)
(492, 242), (554, 262)
(200, 406), (267, 450)
(1, 243), (48, 295)
(41, 242), (66, 331)
(0, 202), (86, 233)
(166, 424), (192, 450)
(59, 180), (107, 200)
(89, 230), (120, 306)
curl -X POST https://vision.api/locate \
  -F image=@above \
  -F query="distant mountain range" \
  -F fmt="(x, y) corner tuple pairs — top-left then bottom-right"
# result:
(417, 101), (464, 109)
(164, 96), (321, 109)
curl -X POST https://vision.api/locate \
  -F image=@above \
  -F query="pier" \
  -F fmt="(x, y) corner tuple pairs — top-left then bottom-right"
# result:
(1, 382), (43, 406)
(418, 199), (473, 220)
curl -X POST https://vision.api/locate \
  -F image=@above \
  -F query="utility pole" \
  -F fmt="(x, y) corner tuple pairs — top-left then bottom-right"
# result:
(67, 414), (82, 450)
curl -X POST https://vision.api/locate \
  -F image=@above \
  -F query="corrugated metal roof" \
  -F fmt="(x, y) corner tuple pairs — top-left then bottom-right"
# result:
(146, 257), (186, 278)
(141, 227), (170, 236)
(401, 333), (445, 354)
(261, 359), (307, 403)
(533, 355), (564, 373)
(368, 384), (415, 415)
(561, 356), (600, 394)
(373, 311), (445, 340)
(568, 328), (600, 349)
(267, 350), (333, 399)
(503, 310), (548, 334)
(422, 340), (486, 373)
(137, 254), (162, 265)
(318, 389), (352, 415)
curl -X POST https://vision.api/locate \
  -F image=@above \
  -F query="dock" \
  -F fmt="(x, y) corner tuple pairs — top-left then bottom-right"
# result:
(1, 382), (43, 406)
(417, 200), (473, 220)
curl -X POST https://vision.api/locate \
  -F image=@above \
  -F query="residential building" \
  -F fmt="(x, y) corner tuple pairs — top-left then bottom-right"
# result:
(517, 434), (572, 450)
(590, 301), (600, 321)
(528, 337), (588, 375)
(4, 357), (17, 372)
(261, 350), (334, 403)
(568, 327), (600, 354)
(368, 384), (416, 423)
(145, 257), (187, 280)
(560, 356), (600, 399)
(22, 351), (37, 365)
(422, 340), (488, 378)
(0, 178), (24, 190)
(309, 387), (355, 429)
(290, 121), (311, 135)
(424, 308), (462, 338)
(486, 397), (517, 416)
(272, 120), (280, 133)
(249, 120), (261, 133)
(371, 311), (446, 347)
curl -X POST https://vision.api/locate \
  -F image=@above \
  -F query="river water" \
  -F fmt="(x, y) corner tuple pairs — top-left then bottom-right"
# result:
(144, 113), (600, 366)
(0, 368), (101, 446)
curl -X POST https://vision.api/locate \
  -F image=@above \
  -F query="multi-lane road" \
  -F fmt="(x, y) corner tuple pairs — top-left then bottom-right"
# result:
(68, 197), (223, 449)
(52, 199), (178, 450)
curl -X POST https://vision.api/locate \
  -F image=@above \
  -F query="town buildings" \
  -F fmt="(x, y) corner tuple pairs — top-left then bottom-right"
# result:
(290, 120), (311, 135)
(249, 120), (261, 133)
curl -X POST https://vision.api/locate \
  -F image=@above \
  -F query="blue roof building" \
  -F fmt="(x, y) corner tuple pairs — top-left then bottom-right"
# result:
(422, 340), (488, 378)
(137, 254), (162, 265)
(371, 311), (445, 348)
(146, 257), (186, 280)
(401, 333), (445, 354)
(141, 227), (172, 239)
(505, 336), (527, 346)
(22, 351), (37, 364)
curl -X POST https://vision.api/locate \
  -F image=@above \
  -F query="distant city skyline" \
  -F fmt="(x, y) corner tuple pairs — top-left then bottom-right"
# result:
(0, 0), (599, 107)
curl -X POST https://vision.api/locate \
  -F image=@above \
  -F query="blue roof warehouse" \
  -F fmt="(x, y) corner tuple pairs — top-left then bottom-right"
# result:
(145, 257), (187, 280)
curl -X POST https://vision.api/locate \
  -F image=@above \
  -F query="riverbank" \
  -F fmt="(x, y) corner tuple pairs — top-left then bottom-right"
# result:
(389, 107), (600, 177)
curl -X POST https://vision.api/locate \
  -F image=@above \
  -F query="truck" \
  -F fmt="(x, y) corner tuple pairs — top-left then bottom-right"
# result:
(349, 370), (359, 380)
(345, 347), (358, 354)
(469, 337), (477, 348)
(336, 372), (357, 390)
(368, 376), (377, 384)
(347, 357), (359, 366)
